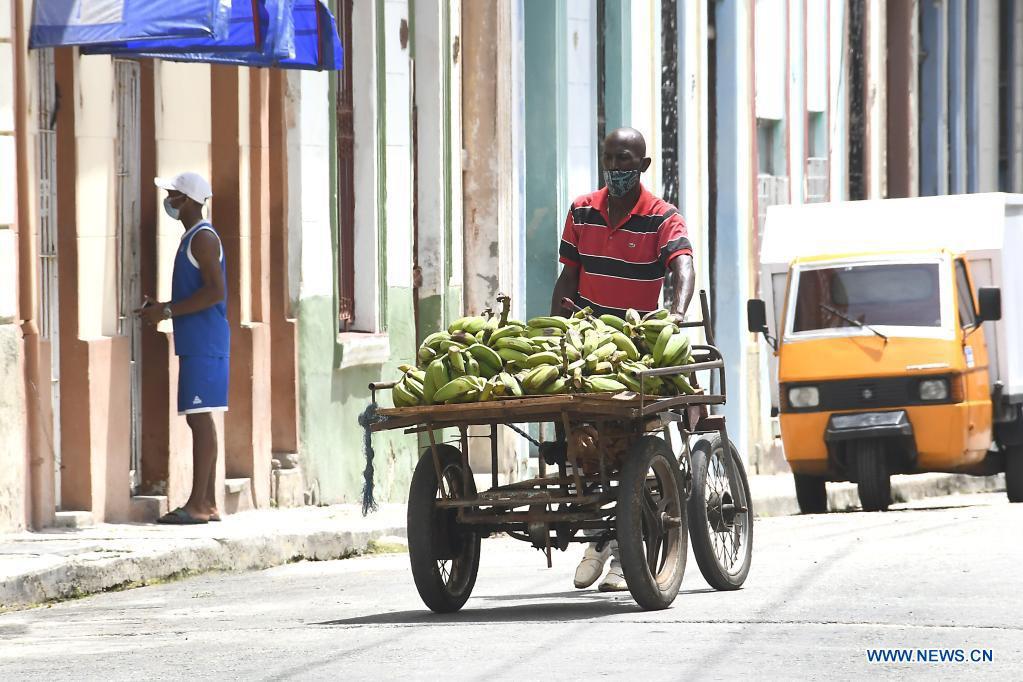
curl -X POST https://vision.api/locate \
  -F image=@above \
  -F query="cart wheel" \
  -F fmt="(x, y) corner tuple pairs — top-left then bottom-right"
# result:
(407, 444), (481, 613)
(616, 436), (688, 611)
(688, 435), (753, 590)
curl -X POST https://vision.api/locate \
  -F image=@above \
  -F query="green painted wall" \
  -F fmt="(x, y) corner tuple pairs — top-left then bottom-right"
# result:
(296, 0), (463, 505)
(523, 0), (563, 320)
(297, 289), (419, 504)
(603, 0), (632, 132)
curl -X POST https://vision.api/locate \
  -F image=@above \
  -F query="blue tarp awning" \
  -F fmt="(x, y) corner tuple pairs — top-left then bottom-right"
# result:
(124, 1), (341, 71)
(31, 0), (343, 71)
(83, 0), (274, 55)
(30, 0), (231, 48)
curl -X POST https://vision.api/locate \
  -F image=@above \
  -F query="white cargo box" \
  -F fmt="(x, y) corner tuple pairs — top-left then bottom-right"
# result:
(759, 193), (1023, 406)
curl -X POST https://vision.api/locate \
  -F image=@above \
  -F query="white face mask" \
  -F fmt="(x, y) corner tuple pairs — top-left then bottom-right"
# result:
(163, 196), (181, 220)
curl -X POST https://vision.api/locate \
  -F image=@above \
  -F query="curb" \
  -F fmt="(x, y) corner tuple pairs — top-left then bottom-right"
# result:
(1, 525), (405, 610)
(752, 473), (1006, 517)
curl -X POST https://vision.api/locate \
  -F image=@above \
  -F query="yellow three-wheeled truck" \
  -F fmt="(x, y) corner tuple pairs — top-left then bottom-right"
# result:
(748, 194), (1023, 511)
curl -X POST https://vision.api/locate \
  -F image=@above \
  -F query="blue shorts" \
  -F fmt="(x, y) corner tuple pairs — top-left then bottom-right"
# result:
(177, 355), (230, 415)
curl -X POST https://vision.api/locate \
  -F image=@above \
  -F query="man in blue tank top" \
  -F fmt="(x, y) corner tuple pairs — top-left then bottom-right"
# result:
(139, 171), (230, 524)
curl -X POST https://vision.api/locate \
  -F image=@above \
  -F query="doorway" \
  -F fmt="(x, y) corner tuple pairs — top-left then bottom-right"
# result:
(36, 48), (61, 509)
(115, 59), (142, 494)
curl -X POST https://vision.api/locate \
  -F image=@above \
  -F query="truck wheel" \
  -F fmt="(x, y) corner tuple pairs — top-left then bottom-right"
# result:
(407, 444), (481, 613)
(793, 474), (828, 514)
(1006, 447), (1023, 503)
(853, 439), (891, 512)
(617, 436), (688, 610)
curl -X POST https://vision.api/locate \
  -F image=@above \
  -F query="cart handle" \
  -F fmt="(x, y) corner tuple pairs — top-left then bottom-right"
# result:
(368, 381), (397, 406)
(636, 344), (727, 414)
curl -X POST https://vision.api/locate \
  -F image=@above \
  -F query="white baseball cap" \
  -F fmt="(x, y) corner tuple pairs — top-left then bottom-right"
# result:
(154, 171), (212, 204)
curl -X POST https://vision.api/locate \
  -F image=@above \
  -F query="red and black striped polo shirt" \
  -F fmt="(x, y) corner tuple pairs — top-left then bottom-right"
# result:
(559, 185), (692, 317)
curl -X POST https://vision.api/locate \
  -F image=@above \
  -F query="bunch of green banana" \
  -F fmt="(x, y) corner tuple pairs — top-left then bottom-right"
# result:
(391, 364), (427, 407)
(391, 301), (700, 406)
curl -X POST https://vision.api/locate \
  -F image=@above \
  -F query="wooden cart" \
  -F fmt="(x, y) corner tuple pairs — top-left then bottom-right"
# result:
(369, 297), (753, 612)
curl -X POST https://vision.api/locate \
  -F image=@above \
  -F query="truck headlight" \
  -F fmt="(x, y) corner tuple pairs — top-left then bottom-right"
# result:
(788, 386), (820, 408)
(919, 378), (949, 401)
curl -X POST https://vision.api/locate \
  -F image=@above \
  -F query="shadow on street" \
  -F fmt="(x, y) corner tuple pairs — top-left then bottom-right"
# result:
(314, 587), (718, 625)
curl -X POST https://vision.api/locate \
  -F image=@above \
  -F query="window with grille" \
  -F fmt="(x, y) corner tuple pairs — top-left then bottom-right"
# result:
(757, 173), (790, 233)
(114, 58), (143, 493)
(756, 118), (789, 234)
(756, 118), (782, 176)
(36, 48), (62, 508)
(336, 0), (356, 331)
(805, 111), (828, 203)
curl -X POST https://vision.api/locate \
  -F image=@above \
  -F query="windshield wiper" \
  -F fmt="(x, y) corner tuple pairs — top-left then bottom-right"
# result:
(819, 304), (889, 344)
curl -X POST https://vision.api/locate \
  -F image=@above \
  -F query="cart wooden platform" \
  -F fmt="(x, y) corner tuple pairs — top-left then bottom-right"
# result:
(368, 295), (753, 612)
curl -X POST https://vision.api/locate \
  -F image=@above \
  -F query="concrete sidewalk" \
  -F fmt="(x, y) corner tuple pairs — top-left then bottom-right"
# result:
(0, 472), (1005, 610)
(0, 504), (406, 610)
(750, 471), (1006, 517)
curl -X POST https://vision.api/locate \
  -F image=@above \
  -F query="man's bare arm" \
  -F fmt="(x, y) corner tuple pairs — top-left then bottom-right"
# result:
(551, 265), (580, 316)
(666, 254), (695, 318)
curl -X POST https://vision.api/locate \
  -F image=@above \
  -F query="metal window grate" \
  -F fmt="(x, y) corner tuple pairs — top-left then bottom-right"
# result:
(37, 48), (58, 342)
(805, 157), (828, 203)
(757, 173), (789, 233)
(115, 59), (141, 335)
(336, 0), (356, 330)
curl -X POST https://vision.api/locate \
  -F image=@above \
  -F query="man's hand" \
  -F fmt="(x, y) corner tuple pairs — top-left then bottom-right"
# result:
(135, 295), (166, 327)
(551, 265), (581, 316)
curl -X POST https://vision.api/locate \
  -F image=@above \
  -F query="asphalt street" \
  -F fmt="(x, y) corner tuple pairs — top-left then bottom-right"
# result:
(1, 492), (1020, 681)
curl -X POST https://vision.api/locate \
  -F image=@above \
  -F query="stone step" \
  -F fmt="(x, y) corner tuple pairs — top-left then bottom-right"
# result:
(130, 495), (169, 523)
(271, 468), (304, 508)
(224, 477), (254, 514)
(50, 510), (95, 529)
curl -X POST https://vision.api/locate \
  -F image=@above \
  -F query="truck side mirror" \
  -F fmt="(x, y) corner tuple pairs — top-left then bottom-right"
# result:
(747, 299), (769, 333)
(747, 298), (778, 350)
(977, 287), (1002, 322)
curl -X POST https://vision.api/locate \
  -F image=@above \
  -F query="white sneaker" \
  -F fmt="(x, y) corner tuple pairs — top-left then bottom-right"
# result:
(598, 559), (628, 592)
(574, 543), (611, 588)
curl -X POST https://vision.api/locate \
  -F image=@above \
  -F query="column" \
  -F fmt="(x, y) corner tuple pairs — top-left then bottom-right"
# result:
(712, 0), (754, 461)
(522, 0), (562, 319)
(919, 0), (948, 196)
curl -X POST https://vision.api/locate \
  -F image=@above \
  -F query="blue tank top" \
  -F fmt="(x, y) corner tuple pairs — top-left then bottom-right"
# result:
(171, 222), (230, 357)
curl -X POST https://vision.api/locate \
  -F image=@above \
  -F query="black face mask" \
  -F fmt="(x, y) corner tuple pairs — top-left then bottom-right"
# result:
(603, 169), (641, 197)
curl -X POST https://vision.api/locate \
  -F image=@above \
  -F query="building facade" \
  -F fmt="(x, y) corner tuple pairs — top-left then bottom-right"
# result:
(3, 0), (306, 529)
(5, 0), (1023, 531)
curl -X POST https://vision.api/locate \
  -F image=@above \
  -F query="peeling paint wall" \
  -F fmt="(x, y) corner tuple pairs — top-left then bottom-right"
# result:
(0, 0), (27, 527)
(296, 0), (462, 504)
(0, 324), (26, 531)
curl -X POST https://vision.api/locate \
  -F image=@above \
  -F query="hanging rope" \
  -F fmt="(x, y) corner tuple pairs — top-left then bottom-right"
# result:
(357, 402), (381, 516)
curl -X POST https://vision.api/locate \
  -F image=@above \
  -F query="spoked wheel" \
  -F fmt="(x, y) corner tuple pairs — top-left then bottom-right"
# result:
(616, 436), (688, 611)
(407, 444), (481, 613)
(688, 435), (753, 590)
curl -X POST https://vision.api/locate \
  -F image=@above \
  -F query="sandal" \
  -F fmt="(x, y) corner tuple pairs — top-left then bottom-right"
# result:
(157, 507), (208, 525)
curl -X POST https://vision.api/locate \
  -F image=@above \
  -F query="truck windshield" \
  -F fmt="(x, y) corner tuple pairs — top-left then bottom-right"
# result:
(792, 262), (942, 333)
